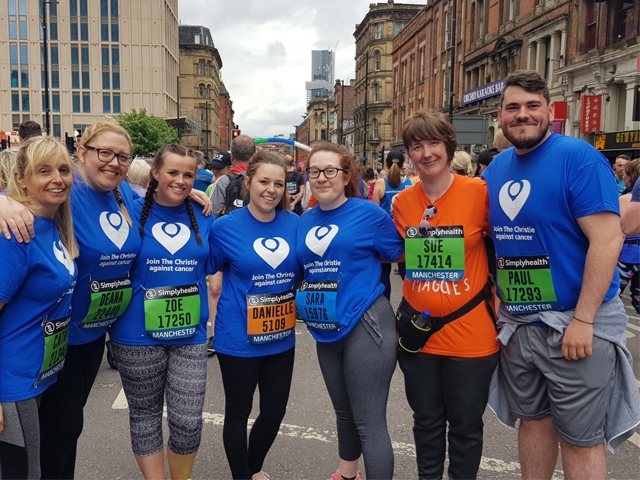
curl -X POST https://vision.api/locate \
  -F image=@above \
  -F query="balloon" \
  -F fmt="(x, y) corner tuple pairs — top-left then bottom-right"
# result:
(253, 137), (312, 152)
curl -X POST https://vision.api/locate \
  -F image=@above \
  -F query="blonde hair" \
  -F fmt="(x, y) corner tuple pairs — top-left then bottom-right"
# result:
(451, 150), (473, 177)
(493, 129), (513, 151)
(127, 159), (151, 189)
(77, 121), (133, 226)
(0, 149), (17, 191)
(9, 136), (79, 259)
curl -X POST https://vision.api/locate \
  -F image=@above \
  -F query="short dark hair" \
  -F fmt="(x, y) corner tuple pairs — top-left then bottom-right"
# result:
(402, 110), (457, 162)
(500, 70), (551, 106)
(18, 121), (42, 140)
(231, 134), (256, 162)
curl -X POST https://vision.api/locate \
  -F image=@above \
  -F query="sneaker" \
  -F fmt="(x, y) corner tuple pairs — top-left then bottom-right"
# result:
(251, 472), (269, 480)
(634, 308), (640, 317)
(207, 337), (216, 356)
(327, 470), (362, 480)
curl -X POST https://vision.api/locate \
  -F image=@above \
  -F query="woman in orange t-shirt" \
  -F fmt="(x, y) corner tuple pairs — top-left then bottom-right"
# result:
(392, 110), (499, 480)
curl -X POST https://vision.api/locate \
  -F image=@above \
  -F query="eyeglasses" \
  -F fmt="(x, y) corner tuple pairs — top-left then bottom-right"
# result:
(307, 167), (348, 179)
(84, 145), (134, 166)
(419, 204), (438, 236)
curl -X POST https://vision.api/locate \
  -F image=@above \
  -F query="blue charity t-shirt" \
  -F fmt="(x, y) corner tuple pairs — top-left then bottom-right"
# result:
(632, 177), (640, 202)
(380, 177), (413, 216)
(194, 168), (214, 192)
(296, 198), (404, 342)
(110, 198), (213, 346)
(208, 207), (301, 357)
(0, 216), (77, 402)
(68, 177), (142, 345)
(482, 133), (620, 314)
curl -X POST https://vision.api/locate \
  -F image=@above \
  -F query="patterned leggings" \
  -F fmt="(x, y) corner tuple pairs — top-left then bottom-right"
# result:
(618, 261), (639, 312)
(111, 342), (208, 456)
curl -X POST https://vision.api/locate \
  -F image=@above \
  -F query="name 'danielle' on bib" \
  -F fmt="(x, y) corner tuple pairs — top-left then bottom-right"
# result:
(405, 225), (465, 281)
(81, 275), (133, 328)
(144, 284), (200, 339)
(246, 290), (296, 344)
(496, 255), (558, 313)
(296, 280), (341, 331)
(37, 315), (71, 386)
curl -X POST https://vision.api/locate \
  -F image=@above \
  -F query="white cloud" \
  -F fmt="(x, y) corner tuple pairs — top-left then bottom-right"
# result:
(178, 0), (393, 139)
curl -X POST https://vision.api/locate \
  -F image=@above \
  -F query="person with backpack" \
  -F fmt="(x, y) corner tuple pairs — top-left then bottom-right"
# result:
(211, 135), (256, 219)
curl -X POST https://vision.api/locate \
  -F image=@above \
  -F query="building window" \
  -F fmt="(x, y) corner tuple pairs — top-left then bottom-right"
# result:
(52, 93), (60, 113)
(420, 48), (425, 80)
(103, 71), (110, 89)
(111, 0), (119, 18)
(112, 71), (120, 90)
(72, 93), (81, 112)
(22, 92), (29, 112)
(585, 2), (597, 51)
(112, 94), (120, 113)
(103, 94), (111, 113)
(72, 70), (79, 88)
(373, 83), (380, 103)
(82, 93), (90, 112)
(445, 11), (450, 48)
(100, 0), (108, 17)
(375, 23), (382, 40)
(394, 21), (406, 36)
(198, 84), (205, 98)
(101, 22), (109, 41)
(616, 0), (634, 41)
(375, 51), (381, 71)
(111, 23), (119, 41)
(372, 119), (379, 139)
(112, 47), (119, 66)
(70, 22), (78, 40)
(12, 92), (20, 111)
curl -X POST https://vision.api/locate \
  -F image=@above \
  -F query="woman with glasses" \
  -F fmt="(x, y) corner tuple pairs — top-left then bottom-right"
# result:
(392, 110), (499, 480)
(0, 122), (141, 479)
(296, 143), (403, 480)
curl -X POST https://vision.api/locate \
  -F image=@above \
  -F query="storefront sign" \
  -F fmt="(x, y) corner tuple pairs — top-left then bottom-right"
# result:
(553, 101), (567, 121)
(462, 79), (506, 106)
(580, 95), (601, 133)
(594, 130), (640, 151)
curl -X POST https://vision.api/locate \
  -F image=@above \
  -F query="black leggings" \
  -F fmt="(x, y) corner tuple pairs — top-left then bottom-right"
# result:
(217, 347), (295, 480)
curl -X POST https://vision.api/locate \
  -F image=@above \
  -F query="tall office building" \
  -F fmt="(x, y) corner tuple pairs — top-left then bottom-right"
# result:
(0, 0), (179, 138)
(305, 49), (334, 103)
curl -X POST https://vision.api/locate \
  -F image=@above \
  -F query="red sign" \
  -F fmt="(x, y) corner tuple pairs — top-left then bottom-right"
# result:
(580, 95), (601, 134)
(553, 101), (568, 121)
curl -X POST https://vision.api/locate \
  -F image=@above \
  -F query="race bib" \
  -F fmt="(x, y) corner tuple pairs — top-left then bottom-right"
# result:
(286, 181), (298, 195)
(37, 315), (70, 386)
(496, 255), (558, 313)
(246, 290), (296, 344)
(81, 276), (132, 328)
(295, 280), (341, 331)
(144, 284), (200, 340)
(404, 226), (465, 281)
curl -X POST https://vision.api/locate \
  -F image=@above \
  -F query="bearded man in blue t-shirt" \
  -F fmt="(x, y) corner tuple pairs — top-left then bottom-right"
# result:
(483, 70), (640, 480)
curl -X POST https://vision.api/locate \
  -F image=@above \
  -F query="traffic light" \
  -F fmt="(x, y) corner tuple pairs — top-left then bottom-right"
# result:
(65, 134), (76, 154)
(232, 128), (241, 139)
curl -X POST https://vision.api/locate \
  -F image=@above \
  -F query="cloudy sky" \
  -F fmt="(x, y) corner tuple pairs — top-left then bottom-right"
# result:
(178, 0), (425, 140)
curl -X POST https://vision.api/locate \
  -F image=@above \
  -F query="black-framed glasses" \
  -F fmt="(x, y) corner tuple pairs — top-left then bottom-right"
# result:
(307, 167), (348, 179)
(419, 204), (438, 236)
(84, 145), (134, 166)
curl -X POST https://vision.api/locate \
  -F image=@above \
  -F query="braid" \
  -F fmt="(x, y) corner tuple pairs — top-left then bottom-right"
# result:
(184, 197), (203, 245)
(139, 178), (157, 237)
(113, 187), (132, 226)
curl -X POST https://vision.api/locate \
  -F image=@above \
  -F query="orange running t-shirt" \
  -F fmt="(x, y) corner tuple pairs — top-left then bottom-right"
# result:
(393, 176), (499, 357)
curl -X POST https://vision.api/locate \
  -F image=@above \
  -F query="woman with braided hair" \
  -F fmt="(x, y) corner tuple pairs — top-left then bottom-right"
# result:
(109, 144), (213, 480)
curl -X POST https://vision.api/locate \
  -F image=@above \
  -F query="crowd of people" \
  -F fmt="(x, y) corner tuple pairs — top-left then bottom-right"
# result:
(0, 69), (639, 480)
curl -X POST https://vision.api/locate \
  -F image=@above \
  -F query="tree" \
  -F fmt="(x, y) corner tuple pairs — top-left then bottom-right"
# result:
(116, 109), (179, 157)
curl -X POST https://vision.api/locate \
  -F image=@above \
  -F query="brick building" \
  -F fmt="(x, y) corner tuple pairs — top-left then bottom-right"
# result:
(178, 25), (222, 158)
(219, 81), (235, 152)
(331, 78), (356, 154)
(354, 0), (424, 166)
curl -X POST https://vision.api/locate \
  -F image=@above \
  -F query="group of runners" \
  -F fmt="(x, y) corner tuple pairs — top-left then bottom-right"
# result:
(0, 69), (639, 480)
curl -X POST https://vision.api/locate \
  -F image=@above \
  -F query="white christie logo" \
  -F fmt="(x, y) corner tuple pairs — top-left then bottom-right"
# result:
(53, 240), (75, 275)
(498, 180), (531, 221)
(253, 237), (290, 270)
(305, 225), (339, 257)
(152, 222), (190, 255)
(99, 211), (129, 250)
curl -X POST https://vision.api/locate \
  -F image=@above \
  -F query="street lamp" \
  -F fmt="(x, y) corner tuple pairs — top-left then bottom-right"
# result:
(42, 0), (58, 136)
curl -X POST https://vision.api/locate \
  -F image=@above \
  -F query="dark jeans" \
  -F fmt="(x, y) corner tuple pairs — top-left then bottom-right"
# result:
(217, 347), (295, 480)
(398, 350), (499, 480)
(380, 262), (406, 300)
(39, 335), (106, 479)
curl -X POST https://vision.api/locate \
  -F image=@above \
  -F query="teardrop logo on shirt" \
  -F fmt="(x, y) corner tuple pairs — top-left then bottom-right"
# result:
(53, 240), (75, 276)
(498, 180), (531, 221)
(151, 222), (190, 255)
(253, 237), (290, 270)
(305, 225), (339, 257)
(99, 211), (130, 250)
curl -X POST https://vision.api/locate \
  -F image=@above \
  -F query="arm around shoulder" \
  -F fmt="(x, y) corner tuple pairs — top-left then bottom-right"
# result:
(0, 195), (35, 243)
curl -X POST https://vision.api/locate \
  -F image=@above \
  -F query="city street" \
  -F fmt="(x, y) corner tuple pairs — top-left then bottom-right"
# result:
(76, 273), (640, 479)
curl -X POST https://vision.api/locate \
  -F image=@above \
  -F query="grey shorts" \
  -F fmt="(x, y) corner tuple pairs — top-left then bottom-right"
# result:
(500, 325), (616, 447)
